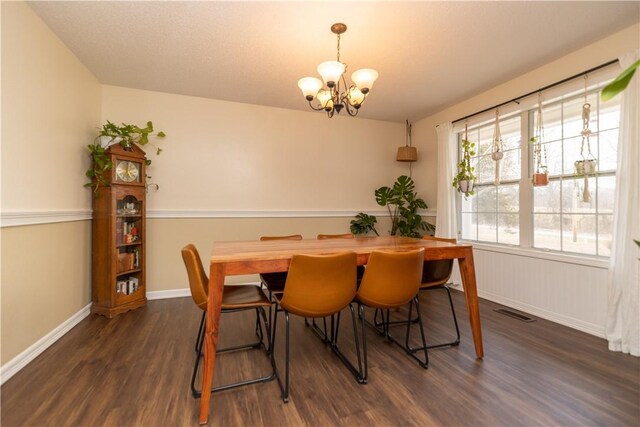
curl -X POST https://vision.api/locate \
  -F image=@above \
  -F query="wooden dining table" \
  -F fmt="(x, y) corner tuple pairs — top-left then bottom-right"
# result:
(198, 236), (483, 424)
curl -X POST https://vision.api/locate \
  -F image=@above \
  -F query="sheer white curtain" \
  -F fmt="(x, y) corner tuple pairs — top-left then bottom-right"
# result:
(605, 49), (640, 357)
(435, 122), (458, 239)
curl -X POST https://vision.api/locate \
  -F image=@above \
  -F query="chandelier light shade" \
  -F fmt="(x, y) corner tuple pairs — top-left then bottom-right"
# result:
(297, 23), (378, 118)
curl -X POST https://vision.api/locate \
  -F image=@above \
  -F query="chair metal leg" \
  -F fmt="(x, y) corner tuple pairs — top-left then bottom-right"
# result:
(195, 310), (206, 354)
(331, 304), (366, 384)
(305, 316), (334, 344)
(362, 297), (430, 370)
(381, 285), (461, 350)
(270, 301), (288, 403)
(284, 311), (290, 403)
(408, 285), (461, 351)
(383, 296), (429, 369)
(191, 306), (275, 399)
(359, 304), (368, 383)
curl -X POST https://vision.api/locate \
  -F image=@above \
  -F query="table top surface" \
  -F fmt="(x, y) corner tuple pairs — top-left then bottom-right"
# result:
(209, 236), (471, 263)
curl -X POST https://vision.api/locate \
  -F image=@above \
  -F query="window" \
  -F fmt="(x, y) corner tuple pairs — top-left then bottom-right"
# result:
(460, 115), (521, 245)
(457, 84), (621, 258)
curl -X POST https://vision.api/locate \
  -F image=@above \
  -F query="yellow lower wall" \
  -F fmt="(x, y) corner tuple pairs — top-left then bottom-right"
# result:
(1, 221), (92, 364)
(147, 215), (419, 289)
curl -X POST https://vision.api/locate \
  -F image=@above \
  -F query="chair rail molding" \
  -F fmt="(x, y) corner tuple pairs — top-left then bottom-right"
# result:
(0, 210), (92, 227)
(0, 209), (437, 227)
(146, 209), (436, 219)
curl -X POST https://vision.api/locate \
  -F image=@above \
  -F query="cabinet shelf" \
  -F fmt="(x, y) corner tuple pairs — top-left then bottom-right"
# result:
(116, 268), (141, 276)
(116, 214), (142, 218)
(117, 241), (142, 248)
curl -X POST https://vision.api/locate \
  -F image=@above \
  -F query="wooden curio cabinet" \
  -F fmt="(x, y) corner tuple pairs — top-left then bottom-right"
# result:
(91, 143), (147, 317)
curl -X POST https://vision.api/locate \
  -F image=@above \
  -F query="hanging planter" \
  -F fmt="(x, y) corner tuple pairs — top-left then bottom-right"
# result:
(457, 179), (475, 194)
(396, 120), (418, 162)
(531, 93), (549, 187)
(574, 78), (597, 203)
(452, 124), (477, 198)
(491, 109), (504, 186)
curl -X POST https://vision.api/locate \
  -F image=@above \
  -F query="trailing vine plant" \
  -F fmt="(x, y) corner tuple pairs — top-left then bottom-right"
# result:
(85, 121), (165, 194)
(452, 127), (477, 199)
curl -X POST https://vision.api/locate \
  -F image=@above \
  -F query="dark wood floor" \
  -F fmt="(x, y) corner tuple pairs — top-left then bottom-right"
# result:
(2, 290), (639, 426)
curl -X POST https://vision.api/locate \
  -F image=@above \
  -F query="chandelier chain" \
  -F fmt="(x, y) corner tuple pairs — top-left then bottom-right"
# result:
(336, 33), (341, 62)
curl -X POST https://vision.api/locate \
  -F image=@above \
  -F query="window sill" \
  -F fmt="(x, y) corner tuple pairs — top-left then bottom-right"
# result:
(460, 241), (610, 269)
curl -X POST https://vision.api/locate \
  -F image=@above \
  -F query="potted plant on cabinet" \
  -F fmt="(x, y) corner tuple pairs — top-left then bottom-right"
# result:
(452, 136), (477, 198)
(85, 120), (165, 194)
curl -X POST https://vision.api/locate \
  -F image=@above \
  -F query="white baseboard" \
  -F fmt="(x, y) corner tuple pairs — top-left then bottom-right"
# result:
(0, 303), (92, 385)
(478, 289), (605, 338)
(147, 288), (191, 300)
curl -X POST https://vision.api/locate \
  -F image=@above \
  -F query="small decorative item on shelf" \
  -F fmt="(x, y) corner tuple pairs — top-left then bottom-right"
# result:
(532, 93), (549, 187)
(491, 109), (504, 186)
(452, 124), (477, 198)
(575, 77), (597, 203)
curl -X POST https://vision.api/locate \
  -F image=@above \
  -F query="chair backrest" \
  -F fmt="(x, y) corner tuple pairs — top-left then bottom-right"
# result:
(181, 244), (208, 311)
(421, 236), (455, 286)
(280, 252), (357, 317)
(260, 234), (303, 241)
(316, 233), (354, 240)
(357, 249), (425, 309)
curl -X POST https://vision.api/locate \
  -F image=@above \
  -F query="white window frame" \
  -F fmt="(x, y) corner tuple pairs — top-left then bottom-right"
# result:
(455, 82), (619, 264)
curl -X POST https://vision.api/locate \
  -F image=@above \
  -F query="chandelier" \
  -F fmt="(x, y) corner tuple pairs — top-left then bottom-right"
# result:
(297, 23), (378, 118)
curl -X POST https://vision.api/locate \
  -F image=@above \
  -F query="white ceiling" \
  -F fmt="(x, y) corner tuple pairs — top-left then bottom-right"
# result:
(29, 1), (639, 123)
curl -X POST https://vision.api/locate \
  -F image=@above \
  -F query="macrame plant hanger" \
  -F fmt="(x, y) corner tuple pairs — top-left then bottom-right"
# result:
(575, 75), (597, 203)
(532, 92), (549, 186)
(491, 109), (504, 186)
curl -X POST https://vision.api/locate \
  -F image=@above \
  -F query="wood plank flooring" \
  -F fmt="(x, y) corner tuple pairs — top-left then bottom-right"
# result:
(2, 290), (639, 426)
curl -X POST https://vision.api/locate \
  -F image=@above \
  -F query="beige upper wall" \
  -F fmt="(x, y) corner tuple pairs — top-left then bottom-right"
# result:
(1, 1), (101, 212)
(101, 86), (414, 212)
(1, 2), (99, 364)
(411, 23), (640, 208)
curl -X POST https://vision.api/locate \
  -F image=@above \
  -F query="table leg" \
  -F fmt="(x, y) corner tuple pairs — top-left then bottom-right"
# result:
(199, 262), (225, 425)
(457, 248), (484, 358)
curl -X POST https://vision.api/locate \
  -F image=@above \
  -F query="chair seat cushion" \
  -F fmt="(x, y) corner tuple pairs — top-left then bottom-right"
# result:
(260, 272), (288, 292)
(420, 260), (453, 288)
(222, 284), (271, 309)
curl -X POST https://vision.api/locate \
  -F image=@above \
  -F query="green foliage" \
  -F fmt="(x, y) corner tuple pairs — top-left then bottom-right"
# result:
(351, 175), (434, 238)
(601, 59), (639, 102)
(349, 213), (379, 236)
(452, 138), (476, 198)
(85, 121), (166, 194)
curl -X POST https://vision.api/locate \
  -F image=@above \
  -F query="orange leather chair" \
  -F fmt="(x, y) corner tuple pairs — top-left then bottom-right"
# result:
(356, 249), (428, 381)
(181, 244), (275, 398)
(305, 233), (366, 342)
(259, 234), (303, 298)
(270, 252), (364, 403)
(375, 236), (460, 351)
